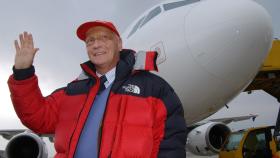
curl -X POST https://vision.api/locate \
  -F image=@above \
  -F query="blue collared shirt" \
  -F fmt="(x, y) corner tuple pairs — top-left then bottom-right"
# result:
(96, 67), (116, 88)
(74, 67), (116, 158)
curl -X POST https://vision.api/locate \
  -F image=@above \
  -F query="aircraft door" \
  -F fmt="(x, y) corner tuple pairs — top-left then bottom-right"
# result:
(150, 41), (166, 65)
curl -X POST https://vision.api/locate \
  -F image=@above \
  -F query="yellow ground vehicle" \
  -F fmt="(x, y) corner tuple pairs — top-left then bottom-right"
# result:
(220, 39), (280, 158)
(219, 126), (279, 158)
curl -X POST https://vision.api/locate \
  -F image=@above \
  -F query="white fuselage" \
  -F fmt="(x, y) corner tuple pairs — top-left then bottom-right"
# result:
(122, 0), (273, 125)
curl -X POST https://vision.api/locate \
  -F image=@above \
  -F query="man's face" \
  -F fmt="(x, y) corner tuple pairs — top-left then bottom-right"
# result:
(85, 26), (122, 71)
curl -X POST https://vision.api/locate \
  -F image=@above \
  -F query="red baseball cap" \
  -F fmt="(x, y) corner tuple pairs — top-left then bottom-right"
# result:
(76, 20), (120, 41)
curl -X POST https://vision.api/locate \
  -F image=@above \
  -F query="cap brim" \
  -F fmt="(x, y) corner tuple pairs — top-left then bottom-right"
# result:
(76, 21), (120, 41)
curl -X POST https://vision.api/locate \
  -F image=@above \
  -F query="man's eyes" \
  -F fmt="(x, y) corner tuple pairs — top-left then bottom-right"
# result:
(86, 35), (112, 44)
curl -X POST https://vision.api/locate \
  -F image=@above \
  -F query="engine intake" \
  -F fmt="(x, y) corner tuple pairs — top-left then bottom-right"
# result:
(5, 132), (48, 158)
(187, 122), (231, 156)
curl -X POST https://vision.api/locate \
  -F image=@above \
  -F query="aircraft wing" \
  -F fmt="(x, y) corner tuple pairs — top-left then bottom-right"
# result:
(245, 39), (280, 101)
(208, 114), (258, 124)
(0, 129), (25, 140)
(190, 114), (258, 129)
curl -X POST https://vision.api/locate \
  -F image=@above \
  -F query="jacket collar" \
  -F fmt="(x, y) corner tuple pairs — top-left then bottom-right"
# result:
(80, 49), (136, 81)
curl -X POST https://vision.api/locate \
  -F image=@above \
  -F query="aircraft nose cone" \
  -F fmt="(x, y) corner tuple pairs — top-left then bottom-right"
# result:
(185, 0), (273, 89)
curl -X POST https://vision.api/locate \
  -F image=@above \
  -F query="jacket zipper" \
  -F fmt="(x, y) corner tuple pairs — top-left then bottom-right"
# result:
(99, 79), (127, 158)
(68, 78), (99, 157)
(68, 93), (89, 156)
(98, 84), (114, 158)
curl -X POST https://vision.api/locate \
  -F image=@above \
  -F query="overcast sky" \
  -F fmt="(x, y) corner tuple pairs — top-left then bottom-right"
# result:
(0, 0), (280, 153)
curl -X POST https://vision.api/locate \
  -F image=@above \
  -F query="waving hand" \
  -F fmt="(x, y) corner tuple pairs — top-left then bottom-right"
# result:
(14, 32), (39, 69)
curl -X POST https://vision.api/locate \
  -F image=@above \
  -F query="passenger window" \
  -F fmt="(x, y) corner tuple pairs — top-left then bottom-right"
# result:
(127, 16), (145, 38)
(163, 0), (199, 11)
(139, 6), (161, 28)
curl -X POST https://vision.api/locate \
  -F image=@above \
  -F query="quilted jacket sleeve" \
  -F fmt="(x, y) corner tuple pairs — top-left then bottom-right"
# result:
(158, 82), (187, 158)
(7, 66), (64, 134)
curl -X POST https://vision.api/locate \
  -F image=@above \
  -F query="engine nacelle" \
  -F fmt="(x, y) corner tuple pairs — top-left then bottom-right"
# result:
(186, 122), (231, 156)
(5, 131), (48, 158)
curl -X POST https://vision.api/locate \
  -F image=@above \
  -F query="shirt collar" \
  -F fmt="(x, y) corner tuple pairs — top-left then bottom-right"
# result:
(96, 67), (116, 88)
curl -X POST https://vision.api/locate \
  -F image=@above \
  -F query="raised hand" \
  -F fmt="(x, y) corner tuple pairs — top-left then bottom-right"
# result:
(14, 32), (39, 69)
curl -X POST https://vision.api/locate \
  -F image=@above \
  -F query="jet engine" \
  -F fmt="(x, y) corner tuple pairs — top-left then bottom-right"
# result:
(5, 131), (48, 158)
(186, 122), (231, 156)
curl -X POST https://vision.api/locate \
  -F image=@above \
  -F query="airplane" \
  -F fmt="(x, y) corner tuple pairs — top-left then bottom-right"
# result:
(122, 0), (273, 155)
(0, 0), (274, 157)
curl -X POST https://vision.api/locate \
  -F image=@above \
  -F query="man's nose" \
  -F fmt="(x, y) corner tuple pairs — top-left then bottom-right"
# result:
(92, 40), (103, 48)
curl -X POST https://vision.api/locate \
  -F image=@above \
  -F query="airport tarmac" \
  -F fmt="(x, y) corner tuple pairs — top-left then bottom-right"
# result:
(187, 152), (218, 158)
(0, 152), (219, 158)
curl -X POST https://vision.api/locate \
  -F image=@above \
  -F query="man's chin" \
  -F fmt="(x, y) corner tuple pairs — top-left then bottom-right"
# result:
(91, 60), (107, 67)
(90, 58), (106, 64)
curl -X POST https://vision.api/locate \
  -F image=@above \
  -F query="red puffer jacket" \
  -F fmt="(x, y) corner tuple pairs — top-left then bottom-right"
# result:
(8, 49), (187, 158)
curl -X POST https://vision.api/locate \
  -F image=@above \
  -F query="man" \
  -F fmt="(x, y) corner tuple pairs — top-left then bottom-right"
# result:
(8, 20), (187, 158)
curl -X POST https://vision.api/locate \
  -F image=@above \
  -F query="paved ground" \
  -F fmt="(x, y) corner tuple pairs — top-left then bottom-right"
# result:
(0, 149), (218, 158)
(187, 152), (218, 158)
(0, 150), (5, 158)
(0, 151), (218, 158)
(0, 152), (218, 158)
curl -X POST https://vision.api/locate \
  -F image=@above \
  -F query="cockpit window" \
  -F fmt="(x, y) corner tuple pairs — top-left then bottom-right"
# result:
(139, 6), (161, 28)
(163, 0), (199, 11)
(222, 131), (245, 151)
(127, 16), (145, 38)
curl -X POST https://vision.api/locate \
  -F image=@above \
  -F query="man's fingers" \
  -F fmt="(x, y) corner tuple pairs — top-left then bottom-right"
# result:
(15, 31), (39, 53)
(34, 48), (39, 54)
(14, 40), (20, 54)
(16, 32), (38, 54)
(18, 32), (35, 48)
(23, 32), (28, 39)
(19, 33), (24, 47)
(14, 32), (38, 69)
(23, 32), (29, 47)
(29, 34), (34, 48)
(24, 32), (35, 49)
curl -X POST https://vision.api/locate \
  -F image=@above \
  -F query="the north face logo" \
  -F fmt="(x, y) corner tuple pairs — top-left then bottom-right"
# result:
(122, 84), (140, 94)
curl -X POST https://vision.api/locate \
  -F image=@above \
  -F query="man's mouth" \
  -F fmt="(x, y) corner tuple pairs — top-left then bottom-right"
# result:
(94, 52), (105, 56)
